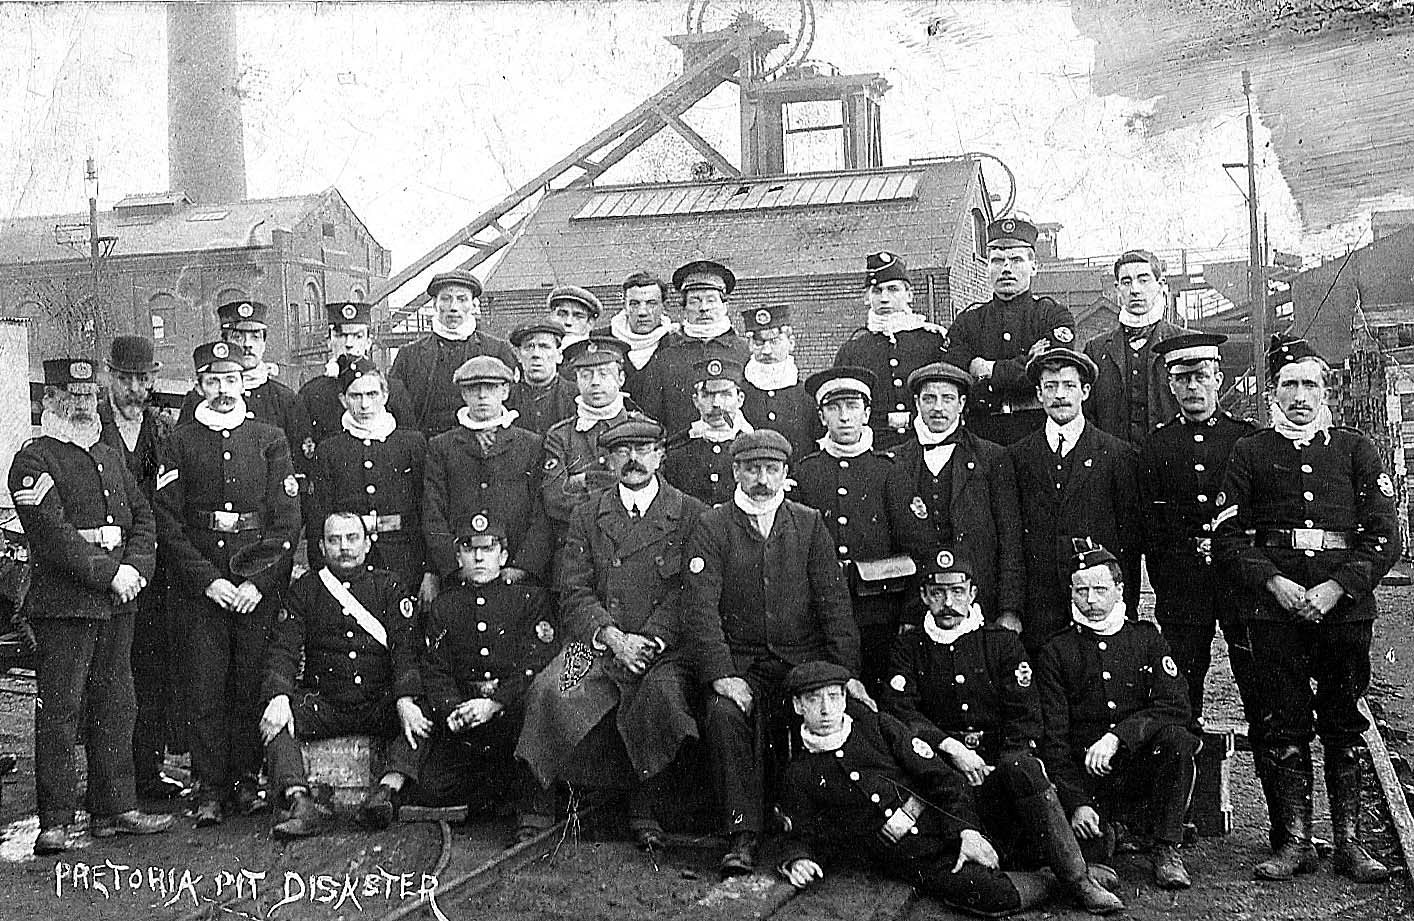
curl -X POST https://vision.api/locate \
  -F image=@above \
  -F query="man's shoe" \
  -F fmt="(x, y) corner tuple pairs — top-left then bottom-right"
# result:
(356, 784), (397, 830)
(272, 791), (329, 840)
(193, 800), (224, 828)
(719, 832), (757, 877)
(229, 776), (270, 816)
(33, 826), (69, 855)
(1153, 844), (1191, 890)
(136, 774), (189, 800)
(1087, 864), (1120, 892)
(91, 810), (176, 838)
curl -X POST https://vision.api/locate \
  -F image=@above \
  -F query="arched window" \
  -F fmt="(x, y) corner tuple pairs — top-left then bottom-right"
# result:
(299, 280), (324, 347)
(148, 292), (176, 341)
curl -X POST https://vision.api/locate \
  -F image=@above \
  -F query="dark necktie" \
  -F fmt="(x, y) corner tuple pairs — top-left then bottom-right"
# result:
(630, 504), (643, 520)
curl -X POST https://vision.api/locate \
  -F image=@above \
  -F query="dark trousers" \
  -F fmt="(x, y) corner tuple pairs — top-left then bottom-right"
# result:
(130, 583), (175, 783)
(701, 657), (793, 836)
(973, 750), (1052, 860)
(1247, 619), (1372, 750)
(858, 622), (898, 698)
(411, 708), (531, 809)
(264, 691), (424, 794)
(1080, 724), (1198, 845)
(1159, 600), (1263, 734)
(33, 615), (137, 828)
(890, 848), (1022, 917)
(186, 598), (274, 799)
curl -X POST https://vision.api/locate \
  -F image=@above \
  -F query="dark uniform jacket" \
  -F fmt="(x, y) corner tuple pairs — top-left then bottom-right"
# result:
(541, 411), (629, 526)
(662, 432), (738, 507)
(423, 424), (551, 580)
(1083, 321), (1186, 444)
(1139, 412), (1257, 622)
(97, 400), (170, 496)
(793, 446), (898, 627)
(507, 377), (578, 436)
(885, 431), (1024, 621)
(684, 499), (861, 684)
(420, 578), (557, 716)
(1036, 620), (1191, 812)
(741, 381), (818, 454)
(1006, 422), (1141, 645)
(154, 418), (301, 598)
(297, 372), (415, 449)
(882, 624), (1040, 761)
(945, 292), (1076, 416)
(832, 325), (949, 447)
(778, 702), (980, 867)
(9, 436), (156, 620)
(308, 427), (428, 589)
(179, 378), (313, 471)
(388, 330), (519, 438)
(260, 566), (421, 707)
(635, 331), (750, 435)
(1214, 426), (1400, 624)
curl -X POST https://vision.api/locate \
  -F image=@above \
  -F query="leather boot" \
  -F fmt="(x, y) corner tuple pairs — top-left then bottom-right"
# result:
(1003, 871), (1058, 914)
(1016, 785), (1124, 915)
(1326, 746), (1391, 883)
(1254, 745), (1319, 880)
(1253, 747), (1285, 850)
(272, 789), (329, 839)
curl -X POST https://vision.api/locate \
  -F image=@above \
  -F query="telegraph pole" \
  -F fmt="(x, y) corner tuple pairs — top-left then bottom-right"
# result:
(87, 158), (101, 306)
(1243, 70), (1267, 425)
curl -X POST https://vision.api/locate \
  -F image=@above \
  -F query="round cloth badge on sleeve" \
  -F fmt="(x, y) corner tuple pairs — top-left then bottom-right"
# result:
(1162, 656), (1179, 678)
(688, 556), (705, 574)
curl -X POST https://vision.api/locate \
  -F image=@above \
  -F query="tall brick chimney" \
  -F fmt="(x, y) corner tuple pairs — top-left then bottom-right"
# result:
(167, 3), (247, 203)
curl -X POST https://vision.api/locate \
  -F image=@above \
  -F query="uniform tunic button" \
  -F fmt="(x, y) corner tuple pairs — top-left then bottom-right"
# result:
(476, 597), (486, 606)
(103, 490), (110, 497)
(364, 439), (372, 446)
(712, 445), (721, 454)
(1107, 701), (1116, 709)
(885, 808), (894, 817)
(909, 827), (919, 835)
(480, 648), (490, 656)
(96, 464), (103, 472)
(1102, 671), (1111, 680)
(1194, 463), (1205, 472)
(222, 431), (230, 438)
(216, 539), (224, 548)
(955, 675), (965, 684)
(893, 379), (903, 388)
(838, 516), (848, 525)
(346, 631), (354, 639)
(895, 404), (905, 411)
(1303, 491), (1314, 501)
(840, 461), (849, 469)
(710, 473), (719, 482)
(889, 359), (899, 367)
(960, 703), (969, 711)
(1304, 550), (1316, 557)
(871, 793), (881, 803)
(834, 750), (845, 758)
(223, 453), (231, 460)
(348, 651), (357, 659)
(367, 485), (376, 494)
(1003, 332), (1012, 341)
(1301, 464), (1313, 474)
(839, 545), (849, 555)
(837, 487), (848, 496)
(1304, 519), (1314, 527)
(849, 771), (860, 781)
(1194, 434), (1204, 443)
(353, 675), (362, 685)
(1109, 723), (1117, 730)
(224, 502), (234, 511)
(1098, 642), (1107, 651)
(364, 460), (374, 469)
(1197, 494), (1208, 503)
(477, 622), (487, 631)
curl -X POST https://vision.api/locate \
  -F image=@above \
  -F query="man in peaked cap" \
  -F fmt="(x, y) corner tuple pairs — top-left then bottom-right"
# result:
(1004, 347), (1140, 651)
(9, 357), (175, 854)
(307, 357), (432, 611)
(153, 341), (302, 827)
(541, 334), (634, 531)
(97, 336), (187, 801)
(683, 428), (867, 876)
(546, 284), (603, 354)
(389, 270), (518, 438)
(1213, 334), (1399, 883)
(179, 300), (314, 477)
(635, 259), (749, 436)
(1138, 333), (1260, 730)
(885, 361), (1024, 634)
(834, 250), (950, 450)
(945, 217), (1077, 446)
(738, 304), (818, 453)
(880, 547), (1124, 913)
(1082, 250), (1188, 445)
(793, 366), (903, 694)
(663, 356), (753, 507)
(1036, 539), (1197, 891)
(506, 318), (577, 436)
(298, 301), (415, 451)
(518, 413), (706, 848)
(423, 355), (552, 592)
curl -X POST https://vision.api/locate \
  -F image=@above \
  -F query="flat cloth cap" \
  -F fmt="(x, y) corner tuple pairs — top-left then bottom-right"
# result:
(599, 413), (665, 450)
(785, 661), (853, 697)
(907, 361), (974, 397)
(509, 318), (567, 347)
(547, 284), (603, 318)
(427, 269), (483, 299)
(453, 355), (515, 385)
(731, 428), (792, 463)
(1025, 347), (1098, 386)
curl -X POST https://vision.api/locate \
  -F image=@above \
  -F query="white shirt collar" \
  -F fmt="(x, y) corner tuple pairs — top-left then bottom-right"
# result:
(619, 476), (661, 516)
(1044, 415), (1086, 454)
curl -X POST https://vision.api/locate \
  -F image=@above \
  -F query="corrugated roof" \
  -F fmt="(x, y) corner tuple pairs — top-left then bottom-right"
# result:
(487, 160), (982, 291)
(0, 188), (375, 265)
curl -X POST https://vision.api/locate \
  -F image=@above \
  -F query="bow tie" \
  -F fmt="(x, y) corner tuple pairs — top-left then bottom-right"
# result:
(923, 432), (960, 451)
(1125, 324), (1155, 342)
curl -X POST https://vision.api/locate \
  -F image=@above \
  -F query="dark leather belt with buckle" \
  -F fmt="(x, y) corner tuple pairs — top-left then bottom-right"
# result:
(188, 510), (262, 533)
(961, 730), (985, 750)
(1256, 528), (1355, 551)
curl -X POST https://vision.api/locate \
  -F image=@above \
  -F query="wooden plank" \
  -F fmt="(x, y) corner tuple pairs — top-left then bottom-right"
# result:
(1357, 696), (1414, 886)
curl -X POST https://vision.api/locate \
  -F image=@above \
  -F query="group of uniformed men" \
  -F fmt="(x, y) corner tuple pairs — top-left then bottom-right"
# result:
(7, 214), (1400, 917)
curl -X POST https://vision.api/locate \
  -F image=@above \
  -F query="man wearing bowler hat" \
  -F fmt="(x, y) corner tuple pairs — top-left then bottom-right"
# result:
(389, 270), (518, 438)
(663, 356), (753, 507)
(739, 304), (817, 452)
(884, 361), (1023, 633)
(98, 336), (186, 800)
(636, 260), (749, 436)
(683, 428), (867, 876)
(10, 357), (175, 854)
(1005, 348), (1140, 650)
(542, 334), (634, 531)
(154, 341), (302, 826)
(506, 318), (577, 436)
(946, 218), (1076, 445)
(179, 300), (313, 473)
(834, 251), (950, 449)
(297, 301), (415, 450)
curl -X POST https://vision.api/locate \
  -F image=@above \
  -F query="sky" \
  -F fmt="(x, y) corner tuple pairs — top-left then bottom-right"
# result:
(0, 0), (1368, 279)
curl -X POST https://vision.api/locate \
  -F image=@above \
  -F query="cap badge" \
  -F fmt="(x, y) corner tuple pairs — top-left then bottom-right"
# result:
(213, 342), (230, 359)
(936, 550), (954, 568)
(1001, 219), (1015, 233)
(341, 304), (358, 320)
(1015, 662), (1033, 688)
(69, 361), (92, 380)
(707, 359), (723, 376)
(879, 251), (893, 263)
(471, 513), (489, 532)
(586, 342), (598, 353)
(237, 303), (254, 317)
(755, 309), (771, 325)
(910, 496), (929, 520)
(1053, 327), (1074, 343)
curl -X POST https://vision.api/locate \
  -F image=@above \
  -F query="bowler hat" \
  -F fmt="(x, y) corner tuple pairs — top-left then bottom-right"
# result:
(106, 336), (161, 374)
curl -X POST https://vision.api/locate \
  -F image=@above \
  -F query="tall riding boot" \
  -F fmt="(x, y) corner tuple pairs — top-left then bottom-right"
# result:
(1326, 746), (1391, 883)
(1254, 745), (1318, 880)
(1016, 785), (1124, 915)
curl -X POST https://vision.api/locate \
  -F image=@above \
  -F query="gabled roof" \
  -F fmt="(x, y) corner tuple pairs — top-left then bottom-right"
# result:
(486, 159), (986, 291)
(0, 188), (381, 265)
